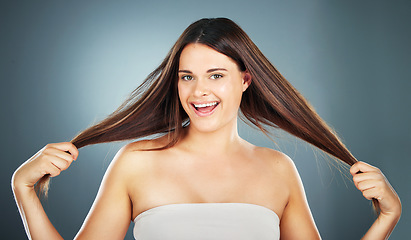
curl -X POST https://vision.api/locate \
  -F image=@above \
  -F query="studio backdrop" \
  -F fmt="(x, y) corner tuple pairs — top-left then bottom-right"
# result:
(1, 0), (410, 239)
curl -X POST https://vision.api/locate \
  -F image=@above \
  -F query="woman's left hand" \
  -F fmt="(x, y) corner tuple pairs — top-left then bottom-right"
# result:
(350, 161), (401, 218)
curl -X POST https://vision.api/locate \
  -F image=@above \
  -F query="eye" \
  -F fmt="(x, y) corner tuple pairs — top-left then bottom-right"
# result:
(210, 74), (223, 80)
(181, 75), (193, 81)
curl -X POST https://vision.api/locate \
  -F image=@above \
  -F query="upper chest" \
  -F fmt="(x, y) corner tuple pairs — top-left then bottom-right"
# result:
(128, 148), (290, 220)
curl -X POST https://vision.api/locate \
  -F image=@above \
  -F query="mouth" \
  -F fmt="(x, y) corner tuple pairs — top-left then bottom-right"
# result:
(191, 101), (220, 117)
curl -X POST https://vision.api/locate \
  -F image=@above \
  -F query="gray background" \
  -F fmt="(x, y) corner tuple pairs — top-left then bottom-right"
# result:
(1, 0), (410, 239)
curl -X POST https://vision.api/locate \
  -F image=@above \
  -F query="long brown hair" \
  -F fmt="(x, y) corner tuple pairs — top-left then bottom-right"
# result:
(36, 17), (378, 210)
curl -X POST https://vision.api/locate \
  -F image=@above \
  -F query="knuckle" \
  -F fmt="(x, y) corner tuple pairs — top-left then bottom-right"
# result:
(363, 192), (372, 200)
(42, 147), (53, 155)
(40, 161), (50, 169)
(62, 162), (70, 170)
(51, 171), (60, 177)
(45, 143), (53, 149)
(50, 167), (60, 176)
(41, 152), (52, 160)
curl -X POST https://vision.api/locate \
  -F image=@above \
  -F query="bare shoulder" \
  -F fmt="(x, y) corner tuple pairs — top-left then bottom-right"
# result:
(251, 147), (320, 238)
(113, 136), (169, 161)
(107, 137), (168, 179)
(121, 136), (169, 152)
(250, 146), (301, 199)
(74, 139), (168, 238)
(254, 146), (298, 177)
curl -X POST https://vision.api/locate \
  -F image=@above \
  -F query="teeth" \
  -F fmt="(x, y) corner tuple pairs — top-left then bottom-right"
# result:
(193, 102), (218, 108)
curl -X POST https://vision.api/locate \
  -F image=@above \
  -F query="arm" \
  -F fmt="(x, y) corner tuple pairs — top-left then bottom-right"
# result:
(278, 155), (321, 240)
(350, 161), (401, 240)
(12, 142), (78, 239)
(74, 145), (134, 239)
(12, 142), (135, 240)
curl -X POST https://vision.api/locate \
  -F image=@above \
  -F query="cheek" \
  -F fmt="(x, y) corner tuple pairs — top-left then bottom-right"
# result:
(218, 80), (243, 104)
(177, 83), (190, 107)
(217, 78), (235, 94)
(177, 82), (185, 100)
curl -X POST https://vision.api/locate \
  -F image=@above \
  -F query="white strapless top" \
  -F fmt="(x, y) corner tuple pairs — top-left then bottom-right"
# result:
(133, 203), (280, 240)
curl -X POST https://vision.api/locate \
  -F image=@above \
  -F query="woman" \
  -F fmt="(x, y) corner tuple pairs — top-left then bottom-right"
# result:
(12, 18), (401, 239)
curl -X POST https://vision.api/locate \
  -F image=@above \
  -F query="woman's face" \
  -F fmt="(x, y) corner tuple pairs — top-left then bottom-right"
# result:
(178, 43), (250, 133)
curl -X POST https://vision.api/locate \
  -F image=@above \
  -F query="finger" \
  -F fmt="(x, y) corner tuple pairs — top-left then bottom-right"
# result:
(38, 148), (75, 177)
(352, 172), (384, 186)
(46, 142), (79, 160)
(41, 161), (62, 178)
(357, 179), (379, 192)
(50, 157), (72, 172)
(48, 142), (79, 160)
(361, 187), (382, 201)
(350, 161), (379, 176)
(42, 147), (75, 163)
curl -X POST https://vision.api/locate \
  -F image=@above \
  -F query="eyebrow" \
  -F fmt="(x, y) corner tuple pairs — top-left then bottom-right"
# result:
(178, 68), (228, 74)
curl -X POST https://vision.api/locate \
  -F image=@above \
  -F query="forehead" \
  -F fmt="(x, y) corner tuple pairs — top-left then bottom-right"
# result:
(179, 43), (239, 71)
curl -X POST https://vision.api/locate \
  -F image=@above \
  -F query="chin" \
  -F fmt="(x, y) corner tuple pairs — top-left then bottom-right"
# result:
(188, 121), (222, 133)
(190, 125), (219, 133)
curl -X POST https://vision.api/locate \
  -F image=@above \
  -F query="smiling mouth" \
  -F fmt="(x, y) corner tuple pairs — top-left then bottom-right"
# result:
(191, 101), (219, 116)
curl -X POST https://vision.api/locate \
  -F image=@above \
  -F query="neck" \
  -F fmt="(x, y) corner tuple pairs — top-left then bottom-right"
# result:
(180, 120), (243, 156)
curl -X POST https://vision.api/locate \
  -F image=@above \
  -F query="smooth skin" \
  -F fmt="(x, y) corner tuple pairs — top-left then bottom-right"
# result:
(351, 161), (401, 239)
(12, 43), (401, 239)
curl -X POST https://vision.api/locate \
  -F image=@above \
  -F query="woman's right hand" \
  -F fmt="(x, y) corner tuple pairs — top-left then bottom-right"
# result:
(12, 142), (79, 191)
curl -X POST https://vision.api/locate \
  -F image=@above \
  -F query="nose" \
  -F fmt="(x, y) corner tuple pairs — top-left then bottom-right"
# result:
(193, 78), (210, 97)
